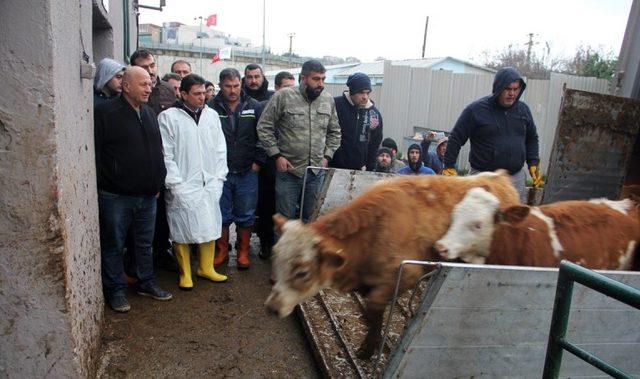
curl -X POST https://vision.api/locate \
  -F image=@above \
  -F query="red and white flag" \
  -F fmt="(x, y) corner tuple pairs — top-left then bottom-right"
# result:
(211, 53), (220, 64)
(206, 14), (217, 26)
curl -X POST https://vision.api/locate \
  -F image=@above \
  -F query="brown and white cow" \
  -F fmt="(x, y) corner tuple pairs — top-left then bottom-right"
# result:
(434, 187), (640, 270)
(265, 171), (519, 359)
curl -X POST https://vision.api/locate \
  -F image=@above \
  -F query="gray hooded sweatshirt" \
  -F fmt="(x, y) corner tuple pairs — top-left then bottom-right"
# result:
(94, 58), (124, 92)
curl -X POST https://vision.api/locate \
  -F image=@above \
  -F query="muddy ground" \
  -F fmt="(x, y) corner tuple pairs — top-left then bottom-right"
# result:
(97, 233), (320, 378)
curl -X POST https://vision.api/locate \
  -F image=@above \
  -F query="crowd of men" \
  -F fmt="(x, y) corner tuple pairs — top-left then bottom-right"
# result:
(93, 50), (542, 312)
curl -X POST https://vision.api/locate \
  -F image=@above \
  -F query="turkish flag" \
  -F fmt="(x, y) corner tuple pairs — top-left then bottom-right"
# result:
(211, 53), (220, 64)
(206, 14), (217, 26)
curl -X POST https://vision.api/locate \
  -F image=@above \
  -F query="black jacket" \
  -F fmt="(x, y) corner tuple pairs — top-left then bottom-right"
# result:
(242, 77), (274, 102)
(209, 91), (266, 173)
(94, 96), (166, 196)
(444, 67), (539, 174)
(330, 92), (383, 171)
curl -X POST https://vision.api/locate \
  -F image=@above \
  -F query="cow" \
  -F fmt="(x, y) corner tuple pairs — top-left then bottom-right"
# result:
(434, 187), (640, 270)
(265, 171), (519, 359)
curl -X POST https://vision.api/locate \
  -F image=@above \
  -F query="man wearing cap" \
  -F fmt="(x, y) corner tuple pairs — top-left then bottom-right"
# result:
(94, 58), (125, 106)
(381, 138), (406, 172)
(397, 144), (435, 175)
(443, 67), (543, 202)
(374, 147), (393, 173)
(330, 72), (383, 171)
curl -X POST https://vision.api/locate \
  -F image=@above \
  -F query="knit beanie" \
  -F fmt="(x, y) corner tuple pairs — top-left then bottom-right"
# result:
(381, 138), (398, 153)
(376, 147), (392, 158)
(346, 72), (372, 94)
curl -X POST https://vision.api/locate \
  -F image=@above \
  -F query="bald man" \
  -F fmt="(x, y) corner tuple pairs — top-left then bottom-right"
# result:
(94, 66), (172, 312)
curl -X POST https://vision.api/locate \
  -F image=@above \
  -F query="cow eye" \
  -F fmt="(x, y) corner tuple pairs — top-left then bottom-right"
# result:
(472, 222), (482, 230)
(294, 270), (309, 280)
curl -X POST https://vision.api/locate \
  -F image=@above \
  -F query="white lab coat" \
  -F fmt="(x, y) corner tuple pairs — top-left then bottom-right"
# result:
(158, 105), (228, 244)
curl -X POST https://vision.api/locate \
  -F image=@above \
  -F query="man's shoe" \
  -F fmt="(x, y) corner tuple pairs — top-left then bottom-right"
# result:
(136, 282), (173, 301)
(109, 295), (131, 313)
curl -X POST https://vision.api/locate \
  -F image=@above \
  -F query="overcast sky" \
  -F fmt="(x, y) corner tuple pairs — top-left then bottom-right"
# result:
(139, 0), (632, 63)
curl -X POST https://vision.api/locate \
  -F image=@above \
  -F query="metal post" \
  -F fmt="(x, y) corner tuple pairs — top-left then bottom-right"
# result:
(542, 267), (574, 378)
(421, 16), (429, 59)
(198, 16), (203, 76)
(287, 33), (295, 69)
(261, 0), (266, 65)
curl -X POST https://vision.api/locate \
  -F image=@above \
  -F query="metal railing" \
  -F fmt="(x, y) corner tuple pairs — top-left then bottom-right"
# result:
(543, 260), (640, 378)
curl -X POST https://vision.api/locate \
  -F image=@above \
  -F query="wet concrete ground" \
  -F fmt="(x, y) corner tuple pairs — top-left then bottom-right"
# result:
(97, 234), (320, 378)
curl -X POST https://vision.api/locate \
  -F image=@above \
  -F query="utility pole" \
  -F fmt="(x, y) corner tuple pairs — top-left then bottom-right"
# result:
(287, 33), (295, 68)
(261, 0), (266, 65)
(195, 16), (204, 76)
(421, 16), (429, 59)
(525, 32), (535, 69)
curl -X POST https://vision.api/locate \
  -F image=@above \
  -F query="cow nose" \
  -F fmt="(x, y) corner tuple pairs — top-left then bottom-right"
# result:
(434, 242), (449, 257)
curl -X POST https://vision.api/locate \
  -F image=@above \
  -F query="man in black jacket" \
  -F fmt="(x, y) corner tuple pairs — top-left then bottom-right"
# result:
(443, 67), (543, 202)
(209, 68), (265, 270)
(330, 72), (383, 171)
(242, 63), (274, 102)
(94, 66), (172, 312)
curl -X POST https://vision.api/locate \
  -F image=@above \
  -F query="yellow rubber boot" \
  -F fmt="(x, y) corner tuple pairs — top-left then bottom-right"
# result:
(197, 241), (228, 283)
(174, 243), (193, 290)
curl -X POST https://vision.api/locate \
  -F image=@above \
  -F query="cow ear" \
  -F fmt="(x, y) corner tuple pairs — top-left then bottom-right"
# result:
(321, 249), (345, 270)
(477, 184), (490, 192)
(273, 213), (288, 234)
(499, 205), (530, 224)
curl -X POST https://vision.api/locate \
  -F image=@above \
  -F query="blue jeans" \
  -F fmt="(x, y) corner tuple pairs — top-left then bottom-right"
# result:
(275, 170), (325, 222)
(220, 170), (259, 227)
(98, 191), (157, 298)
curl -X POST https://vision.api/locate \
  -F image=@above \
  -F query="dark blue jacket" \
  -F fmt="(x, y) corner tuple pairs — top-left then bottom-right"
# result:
(444, 68), (539, 174)
(330, 92), (383, 170)
(209, 91), (266, 174)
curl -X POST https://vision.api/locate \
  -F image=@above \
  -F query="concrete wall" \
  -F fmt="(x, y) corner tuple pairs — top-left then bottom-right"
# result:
(0, 0), (120, 376)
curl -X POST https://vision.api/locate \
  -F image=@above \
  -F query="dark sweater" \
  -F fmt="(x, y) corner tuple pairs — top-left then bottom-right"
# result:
(209, 91), (266, 173)
(94, 96), (166, 196)
(444, 67), (539, 174)
(330, 93), (383, 170)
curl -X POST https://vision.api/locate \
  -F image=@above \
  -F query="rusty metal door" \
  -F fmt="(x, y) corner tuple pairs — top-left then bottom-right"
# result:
(542, 89), (640, 203)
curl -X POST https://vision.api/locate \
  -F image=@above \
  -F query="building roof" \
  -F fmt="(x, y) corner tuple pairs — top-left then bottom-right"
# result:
(333, 57), (496, 78)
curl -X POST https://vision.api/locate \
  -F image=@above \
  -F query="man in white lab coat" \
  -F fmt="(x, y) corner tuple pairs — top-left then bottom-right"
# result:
(158, 74), (229, 289)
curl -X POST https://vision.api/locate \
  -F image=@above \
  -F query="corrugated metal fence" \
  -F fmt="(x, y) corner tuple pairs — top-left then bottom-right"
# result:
(341, 62), (611, 171)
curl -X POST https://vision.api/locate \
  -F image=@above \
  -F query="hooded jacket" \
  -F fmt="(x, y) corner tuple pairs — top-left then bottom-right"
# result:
(444, 67), (539, 174)
(209, 91), (266, 173)
(330, 91), (383, 171)
(397, 144), (435, 175)
(242, 77), (274, 102)
(93, 58), (124, 105)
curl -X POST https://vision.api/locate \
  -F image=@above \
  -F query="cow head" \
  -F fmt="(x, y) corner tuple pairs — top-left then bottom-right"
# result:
(265, 214), (346, 317)
(434, 187), (501, 264)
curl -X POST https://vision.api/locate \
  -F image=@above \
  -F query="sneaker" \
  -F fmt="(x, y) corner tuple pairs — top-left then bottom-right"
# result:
(108, 295), (131, 313)
(136, 282), (173, 301)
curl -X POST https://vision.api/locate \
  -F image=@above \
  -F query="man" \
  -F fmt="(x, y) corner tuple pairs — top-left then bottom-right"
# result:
(94, 66), (172, 312)
(130, 49), (175, 115)
(130, 49), (175, 269)
(257, 60), (341, 222)
(330, 72), (383, 171)
(397, 144), (435, 175)
(421, 131), (448, 174)
(209, 68), (264, 269)
(162, 73), (182, 99)
(381, 137), (406, 172)
(158, 74), (228, 289)
(242, 63), (274, 102)
(443, 67), (543, 202)
(205, 81), (215, 102)
(171, 59), (192, 78)
(94, 58), (125, 106)
(274, 71), (296, 91)
(373, 147), (393, 173)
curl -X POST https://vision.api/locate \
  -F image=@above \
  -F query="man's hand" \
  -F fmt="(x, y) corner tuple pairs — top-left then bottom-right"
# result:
(251, 163), (261, 172)
(529, 165), (544, 188)
(442, 168), (458, 176)
(321, 158), (329, 168)
(275, 156), (294, 172)
(427, 131), (437, 140)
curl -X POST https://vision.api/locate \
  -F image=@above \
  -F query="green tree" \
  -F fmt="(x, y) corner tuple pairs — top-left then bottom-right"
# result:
(565, 45), (617, 80)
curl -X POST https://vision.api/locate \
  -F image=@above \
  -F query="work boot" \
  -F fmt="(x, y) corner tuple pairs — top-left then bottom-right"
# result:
(236, 227), (252, 269)
(174, 243), (193, 290)
(197, 241), (228, 283)
(214, 226), (230, 267)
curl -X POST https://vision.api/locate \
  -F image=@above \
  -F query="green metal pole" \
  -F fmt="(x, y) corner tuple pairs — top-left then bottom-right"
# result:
(542, 264), (575, 378)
